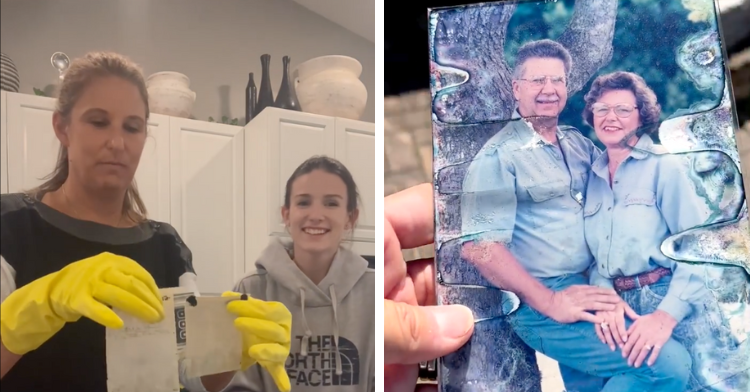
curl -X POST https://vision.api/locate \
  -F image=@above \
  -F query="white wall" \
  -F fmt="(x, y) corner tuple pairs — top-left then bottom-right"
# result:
(0, 0), (375, 123)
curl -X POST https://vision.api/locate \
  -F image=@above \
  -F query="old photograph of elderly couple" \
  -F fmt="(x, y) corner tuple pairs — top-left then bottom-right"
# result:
(430, 0), (750, 391)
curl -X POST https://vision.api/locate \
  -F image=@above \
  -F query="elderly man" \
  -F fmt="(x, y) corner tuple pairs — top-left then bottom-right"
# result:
(460, 39), (691, 392)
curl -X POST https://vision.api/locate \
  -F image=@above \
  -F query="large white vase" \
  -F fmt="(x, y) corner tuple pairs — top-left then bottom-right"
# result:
(146, 72), (196, 118)
(293, 55), (367, 120)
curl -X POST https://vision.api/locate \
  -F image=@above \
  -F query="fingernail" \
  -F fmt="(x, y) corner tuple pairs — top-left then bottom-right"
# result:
(610, 346), (615, 351)
(622, 336), (627, 342)
(434, 305), (474, 338)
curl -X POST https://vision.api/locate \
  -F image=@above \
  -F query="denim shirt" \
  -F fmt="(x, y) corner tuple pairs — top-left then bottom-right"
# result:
(461, 114), (601, 278)
(584, 134), (711, 323)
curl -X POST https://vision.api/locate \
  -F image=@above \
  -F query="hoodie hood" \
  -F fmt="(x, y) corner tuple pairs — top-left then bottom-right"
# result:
(256, 239), (368, 308)
(230, 238), (374, 392)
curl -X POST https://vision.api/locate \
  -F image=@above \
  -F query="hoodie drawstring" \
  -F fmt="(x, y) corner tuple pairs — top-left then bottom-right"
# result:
(297, 286), (343, 376)
(329, 285), (342, 376)
(299, 288), (313, 357)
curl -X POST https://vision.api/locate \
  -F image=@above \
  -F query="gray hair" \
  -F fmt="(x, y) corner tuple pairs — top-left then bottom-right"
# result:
(512, 39), (573, 79)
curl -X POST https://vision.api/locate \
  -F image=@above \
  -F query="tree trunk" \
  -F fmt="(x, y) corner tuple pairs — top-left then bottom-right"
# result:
(431, 2), (618, 391)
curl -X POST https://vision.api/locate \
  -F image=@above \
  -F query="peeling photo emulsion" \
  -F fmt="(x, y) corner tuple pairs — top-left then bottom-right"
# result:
(429, 1), (750, 391)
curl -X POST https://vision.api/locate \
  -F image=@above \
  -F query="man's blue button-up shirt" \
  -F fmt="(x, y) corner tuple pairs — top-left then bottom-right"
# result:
(461, 116), (601, 278)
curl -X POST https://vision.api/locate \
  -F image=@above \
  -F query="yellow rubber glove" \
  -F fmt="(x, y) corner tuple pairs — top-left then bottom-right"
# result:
(0, 252), (164, 355)
(222, 291), (292, 392)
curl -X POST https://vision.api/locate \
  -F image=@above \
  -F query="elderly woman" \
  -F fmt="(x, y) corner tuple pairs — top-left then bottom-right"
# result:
(581, 71), (742, 391)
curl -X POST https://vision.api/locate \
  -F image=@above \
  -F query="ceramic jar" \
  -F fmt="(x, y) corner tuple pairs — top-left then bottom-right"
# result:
(146, 72), (196, 118)
(1, 52), (20, 93)
(293, 55), (367, 120)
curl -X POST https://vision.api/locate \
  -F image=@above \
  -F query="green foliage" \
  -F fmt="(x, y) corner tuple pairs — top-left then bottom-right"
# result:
(208, 116), (240, 125)
(505, 0), (718, 148)
(33, 88), (47, 97)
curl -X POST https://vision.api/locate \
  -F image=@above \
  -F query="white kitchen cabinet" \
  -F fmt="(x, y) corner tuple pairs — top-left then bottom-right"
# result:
(1, 91), (8, 194)
(1, 92), (171, 223)
(136, 114), (171, 223)
(168, 117), (245, 295)
(334, 118), (376, 245)
(5, 93), (57, 194)
(244, 108), (375, 272)
(1, 93), (375, 292)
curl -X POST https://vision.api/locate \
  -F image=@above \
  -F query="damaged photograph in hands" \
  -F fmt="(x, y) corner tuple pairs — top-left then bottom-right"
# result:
(429, 0), (750, 391)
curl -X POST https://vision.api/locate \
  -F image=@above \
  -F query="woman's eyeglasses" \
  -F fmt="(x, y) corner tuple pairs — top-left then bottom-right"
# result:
(591, 103), (639, 118)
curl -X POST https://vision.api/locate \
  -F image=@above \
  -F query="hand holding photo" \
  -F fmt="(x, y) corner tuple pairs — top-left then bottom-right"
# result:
(429, 1), (750, 391)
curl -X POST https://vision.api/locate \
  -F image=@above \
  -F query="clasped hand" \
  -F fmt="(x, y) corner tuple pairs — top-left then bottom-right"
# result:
(542, 284), (678, 367)
(595, 303), (676, 368)
(544, 285), (624, 324)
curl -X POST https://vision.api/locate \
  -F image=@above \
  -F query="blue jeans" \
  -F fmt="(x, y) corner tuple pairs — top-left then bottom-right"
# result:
(623, 277), (747, 391)
(556, 275), (749, 392)
(508, 273), (691, 392)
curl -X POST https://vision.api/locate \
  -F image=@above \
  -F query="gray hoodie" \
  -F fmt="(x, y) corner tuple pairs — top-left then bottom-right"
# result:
(225, 239), (375, 392)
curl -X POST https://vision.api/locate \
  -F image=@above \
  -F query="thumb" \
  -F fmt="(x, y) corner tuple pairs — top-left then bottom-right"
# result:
(262, 361), (291, 392)
(221, 291), (242, 298)
(384, 300), (474, 365)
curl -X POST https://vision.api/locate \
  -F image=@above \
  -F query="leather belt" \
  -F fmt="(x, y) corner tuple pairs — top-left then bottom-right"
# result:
(613, 267), (671, 292)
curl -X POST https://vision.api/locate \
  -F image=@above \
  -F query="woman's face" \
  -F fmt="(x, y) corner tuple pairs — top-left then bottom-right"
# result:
(54, 76), (147, 192)
(282, 169), (357, 256)
(592, 89), (641, 148)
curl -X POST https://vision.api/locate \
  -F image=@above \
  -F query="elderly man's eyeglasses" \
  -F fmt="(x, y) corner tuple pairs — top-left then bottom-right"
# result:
(591, 103), (639, 118)
(517, 75), (566, 87)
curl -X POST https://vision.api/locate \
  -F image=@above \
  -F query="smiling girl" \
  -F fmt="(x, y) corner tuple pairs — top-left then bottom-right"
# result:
(227, 156), (375, 392)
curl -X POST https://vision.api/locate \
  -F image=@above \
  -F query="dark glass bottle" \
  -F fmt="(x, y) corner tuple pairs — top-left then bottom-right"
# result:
(255, 54), (274, 116)
(245, 73), (257, 124)
(274, 56), (301, 111)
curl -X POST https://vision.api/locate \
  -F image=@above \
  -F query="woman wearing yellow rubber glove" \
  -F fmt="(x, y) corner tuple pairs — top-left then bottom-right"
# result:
(0, 52), (291, 392)
(222, 292), (293, 391)
(225, 156), (375, 392)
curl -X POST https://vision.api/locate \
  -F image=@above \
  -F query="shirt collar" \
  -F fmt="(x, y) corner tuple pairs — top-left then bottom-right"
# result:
(591, 134), (658, 176)
(629, 134), (658, 160)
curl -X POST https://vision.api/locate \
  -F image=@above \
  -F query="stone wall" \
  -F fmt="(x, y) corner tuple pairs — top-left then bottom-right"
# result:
(384, 90), (435, 261)
(384, 90), (433, 196)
